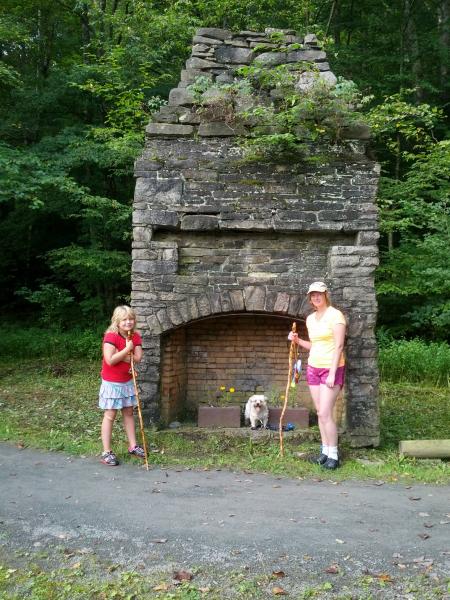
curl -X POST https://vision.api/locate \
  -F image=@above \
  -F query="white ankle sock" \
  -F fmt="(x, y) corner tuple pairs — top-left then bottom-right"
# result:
(321, 445), (329, 456)
(328, 446), (338, 460)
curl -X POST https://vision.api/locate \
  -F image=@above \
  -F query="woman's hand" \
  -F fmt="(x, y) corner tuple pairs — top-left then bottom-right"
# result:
(288, 331), (312, 351)
(325, 372), (336, 388)
(288, 332), (299, 344)
(125, 339), (134, 353)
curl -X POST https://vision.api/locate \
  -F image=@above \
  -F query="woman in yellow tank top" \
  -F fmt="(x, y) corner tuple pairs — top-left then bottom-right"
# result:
(289, 282), (346, 469)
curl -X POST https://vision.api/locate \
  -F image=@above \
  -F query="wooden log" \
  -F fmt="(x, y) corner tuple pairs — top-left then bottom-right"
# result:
(399, 440), (450, 458)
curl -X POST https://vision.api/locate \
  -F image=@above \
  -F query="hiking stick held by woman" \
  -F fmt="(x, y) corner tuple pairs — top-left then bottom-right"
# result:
(279, 321), (298, 457)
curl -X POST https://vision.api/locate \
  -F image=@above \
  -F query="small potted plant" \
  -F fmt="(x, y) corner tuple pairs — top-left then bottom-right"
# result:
(266, 386), (309, 429)
(198, 386), (241, 428)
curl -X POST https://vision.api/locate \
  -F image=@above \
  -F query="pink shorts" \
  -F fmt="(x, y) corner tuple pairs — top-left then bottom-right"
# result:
(306, 365), (345, 387)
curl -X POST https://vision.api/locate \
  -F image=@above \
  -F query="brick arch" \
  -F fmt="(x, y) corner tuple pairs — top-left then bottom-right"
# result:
(158, 310), (310, 424)
(146, 287), (308, 335)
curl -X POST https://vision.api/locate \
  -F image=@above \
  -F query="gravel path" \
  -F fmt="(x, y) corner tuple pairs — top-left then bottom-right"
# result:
(1, 442), (449, 595)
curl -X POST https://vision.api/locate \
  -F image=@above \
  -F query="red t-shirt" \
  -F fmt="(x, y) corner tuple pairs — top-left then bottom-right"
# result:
(101, 331), (142, 383)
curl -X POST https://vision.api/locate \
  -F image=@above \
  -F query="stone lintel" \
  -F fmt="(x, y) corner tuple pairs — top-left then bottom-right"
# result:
(215, 45), (253, 64)
(181, 215), (219, 230)
(196, 27), (232, 41)
(146, 123), (194, 137)
(192, 35), (223, 46)
(168, 88), (196, 107)
(198, 122), (246, 137)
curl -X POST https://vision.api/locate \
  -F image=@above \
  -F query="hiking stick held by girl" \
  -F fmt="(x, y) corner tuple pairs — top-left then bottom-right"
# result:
(98, 305), (147, 466)
(128, 330), (150, 471)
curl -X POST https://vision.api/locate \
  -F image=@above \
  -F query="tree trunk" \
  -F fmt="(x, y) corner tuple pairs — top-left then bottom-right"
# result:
(388, 132), (403, 252)
(109, 0), (120, 41)
(325, 0), (338, 39)
(438, 0), (450, 101)
(79, 3), (91, 60)
(346, 0), (355, 46)
(404, 0), (423, 101)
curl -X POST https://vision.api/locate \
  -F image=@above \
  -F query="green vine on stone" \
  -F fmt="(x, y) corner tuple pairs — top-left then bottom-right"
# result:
(188, 65), (371, 164)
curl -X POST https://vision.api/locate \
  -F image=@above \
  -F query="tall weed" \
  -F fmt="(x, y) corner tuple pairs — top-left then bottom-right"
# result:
(378, 339), (450, 386)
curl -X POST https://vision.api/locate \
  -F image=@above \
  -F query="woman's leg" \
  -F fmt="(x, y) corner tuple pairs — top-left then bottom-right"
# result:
(101, 409), (117, 452)
(308, 385), (328, 445)
(122, 406), (137, 449)
(317, 384), (341, 448)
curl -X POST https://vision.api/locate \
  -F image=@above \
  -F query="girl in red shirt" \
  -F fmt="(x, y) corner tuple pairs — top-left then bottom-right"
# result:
(99, 305), (145, 466)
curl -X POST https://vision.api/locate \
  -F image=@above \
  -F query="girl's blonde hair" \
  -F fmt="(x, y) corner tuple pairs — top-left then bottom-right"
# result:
(106, 305), (138, 334)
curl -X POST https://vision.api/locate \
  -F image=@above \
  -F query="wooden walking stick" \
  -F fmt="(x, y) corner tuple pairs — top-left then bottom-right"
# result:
(279, 322), (298, 457)
(128, 332), (149, 471)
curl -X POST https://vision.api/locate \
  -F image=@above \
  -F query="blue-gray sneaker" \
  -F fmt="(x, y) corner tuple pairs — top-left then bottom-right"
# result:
(308, 452), (328, 465)
(128, 445), (146, 459)
(101, 451), (119, 466)
(322, 457), (340, 469)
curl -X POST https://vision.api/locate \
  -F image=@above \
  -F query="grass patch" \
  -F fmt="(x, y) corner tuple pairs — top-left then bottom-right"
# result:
(0, 359), (449, 484)
(0, 551), (449, 600)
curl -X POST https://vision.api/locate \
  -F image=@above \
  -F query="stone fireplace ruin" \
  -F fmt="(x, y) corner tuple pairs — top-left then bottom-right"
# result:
(132, 27), (380, 447)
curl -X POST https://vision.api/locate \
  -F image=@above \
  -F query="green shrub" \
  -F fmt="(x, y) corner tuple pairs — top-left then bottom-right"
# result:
(378, 339), (450, 386)
(1, 326), (103, 360)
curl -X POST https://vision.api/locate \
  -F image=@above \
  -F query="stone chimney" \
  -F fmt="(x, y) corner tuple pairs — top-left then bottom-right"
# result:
(132, 28), (380, 447)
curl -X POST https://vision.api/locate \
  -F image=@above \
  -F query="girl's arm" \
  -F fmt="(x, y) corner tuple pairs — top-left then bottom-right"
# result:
(103, 340), (134, 366)
(133, 345), (143, 364)
(325, 323), (346, 387)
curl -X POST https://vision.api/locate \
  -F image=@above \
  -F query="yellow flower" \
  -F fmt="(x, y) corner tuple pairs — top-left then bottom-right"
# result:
(229, 387), (235, 393)
(220, 386), (226, 391)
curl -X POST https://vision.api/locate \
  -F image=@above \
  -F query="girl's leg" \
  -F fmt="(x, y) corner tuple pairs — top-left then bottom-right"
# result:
(122, 406), (137, 449)
(101, 409), (117, 452)
(317, 384), (341, 448)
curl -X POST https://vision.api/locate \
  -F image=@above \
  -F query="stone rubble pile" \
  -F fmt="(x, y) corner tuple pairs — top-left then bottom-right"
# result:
(147, 27), (345, 139)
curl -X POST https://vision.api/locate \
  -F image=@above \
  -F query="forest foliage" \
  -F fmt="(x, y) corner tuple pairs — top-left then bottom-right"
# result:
(1, 0), (449, 340)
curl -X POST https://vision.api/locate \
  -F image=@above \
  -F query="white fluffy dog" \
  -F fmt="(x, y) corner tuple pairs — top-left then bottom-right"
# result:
(245, 394), (269, 429)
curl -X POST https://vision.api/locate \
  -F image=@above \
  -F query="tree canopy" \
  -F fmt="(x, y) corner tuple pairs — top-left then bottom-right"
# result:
(1, 0), (449, 339)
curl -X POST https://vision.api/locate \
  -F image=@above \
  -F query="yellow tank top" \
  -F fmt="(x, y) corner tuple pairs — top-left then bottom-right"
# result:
(306, 306), (346, 368)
